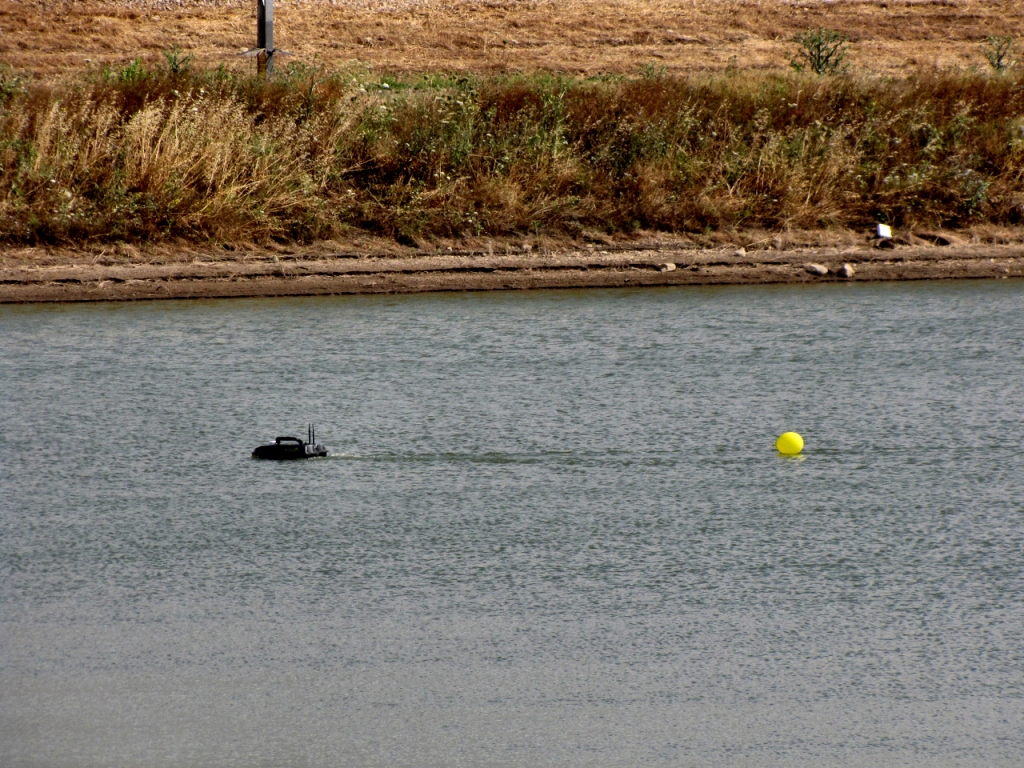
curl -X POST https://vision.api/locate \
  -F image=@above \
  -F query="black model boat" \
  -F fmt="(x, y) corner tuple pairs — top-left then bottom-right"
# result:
(252, 424), (327, 460)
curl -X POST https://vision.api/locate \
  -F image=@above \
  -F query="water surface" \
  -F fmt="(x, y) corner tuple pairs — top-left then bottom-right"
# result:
(2, 281), (1023, 767)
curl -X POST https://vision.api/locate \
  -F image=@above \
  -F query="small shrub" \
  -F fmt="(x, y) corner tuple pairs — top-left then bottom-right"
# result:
(791, 29), (849, 75)
(982, 36), (1015, 72)
(0, 63), (24, 103)
(162, 46), (194, 76)
(118, 58), (148, 84)
(638, 62), (667, 80)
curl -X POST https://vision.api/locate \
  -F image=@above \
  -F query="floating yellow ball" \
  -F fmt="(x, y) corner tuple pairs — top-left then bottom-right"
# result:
(775, 431), (804, 455)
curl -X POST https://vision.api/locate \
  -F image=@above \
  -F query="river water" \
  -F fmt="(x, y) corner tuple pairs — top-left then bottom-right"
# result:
(2, 281), (1023, 768)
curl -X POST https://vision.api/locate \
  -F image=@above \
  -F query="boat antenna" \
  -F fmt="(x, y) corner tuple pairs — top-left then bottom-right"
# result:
(308, 423), (312, 444)
(312, 424), (316, 444)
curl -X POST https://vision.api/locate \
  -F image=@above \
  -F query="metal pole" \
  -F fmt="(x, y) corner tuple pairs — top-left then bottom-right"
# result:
(257, 0), (274, 77)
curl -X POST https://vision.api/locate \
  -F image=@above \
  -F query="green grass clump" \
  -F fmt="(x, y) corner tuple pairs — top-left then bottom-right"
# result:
(2, 60), (1023, 246)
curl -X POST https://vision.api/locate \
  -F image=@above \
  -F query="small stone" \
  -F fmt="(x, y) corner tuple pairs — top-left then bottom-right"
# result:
(805, 263), (829, 276)
(837, 263), (856, 278)
(876, 223), (892, 239)
(734, 247), (746, 258)
(658, 262), (677, 272)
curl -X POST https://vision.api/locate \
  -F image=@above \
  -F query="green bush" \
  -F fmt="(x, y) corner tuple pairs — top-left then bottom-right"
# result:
(162, 46), (194, 76)
(982, 36), (1016, 73)
(791, 29), (849, 76)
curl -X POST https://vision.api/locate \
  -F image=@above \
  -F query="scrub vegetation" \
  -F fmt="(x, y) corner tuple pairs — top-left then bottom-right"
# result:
(2, 60), (1024, 247)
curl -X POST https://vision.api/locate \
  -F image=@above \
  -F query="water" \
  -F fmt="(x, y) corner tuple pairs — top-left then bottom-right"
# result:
(1, 281), (1023, 768)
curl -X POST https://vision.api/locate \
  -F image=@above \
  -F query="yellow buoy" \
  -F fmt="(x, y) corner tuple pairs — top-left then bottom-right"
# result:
(776, 431), (804, 455)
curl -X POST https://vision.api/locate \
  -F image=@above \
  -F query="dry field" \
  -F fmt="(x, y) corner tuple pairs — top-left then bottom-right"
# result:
(2, 0), (1022, 80)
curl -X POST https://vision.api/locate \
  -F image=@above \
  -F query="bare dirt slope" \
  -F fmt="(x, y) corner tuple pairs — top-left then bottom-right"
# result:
(3, 0), (1021, 79)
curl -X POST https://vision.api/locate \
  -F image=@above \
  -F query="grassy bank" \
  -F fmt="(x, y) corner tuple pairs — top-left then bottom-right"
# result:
(2, 61), (1023, 247)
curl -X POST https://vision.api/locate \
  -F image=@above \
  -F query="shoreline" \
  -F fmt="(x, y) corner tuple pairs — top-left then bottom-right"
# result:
(2, 244), (1022, 303)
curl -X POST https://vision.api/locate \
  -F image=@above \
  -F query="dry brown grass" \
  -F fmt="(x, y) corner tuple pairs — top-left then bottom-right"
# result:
(3, 62), (1024, 247)
(2, 0), (1022, 80)
(3, 0), (1023, 250)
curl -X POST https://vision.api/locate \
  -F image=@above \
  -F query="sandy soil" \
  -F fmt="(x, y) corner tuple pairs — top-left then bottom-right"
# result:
(3, 0), (1021, 79)
(3, 241), (1021, 302)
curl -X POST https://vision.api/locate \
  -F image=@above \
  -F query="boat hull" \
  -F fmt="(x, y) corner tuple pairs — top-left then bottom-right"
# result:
(252, 438), (327, 460)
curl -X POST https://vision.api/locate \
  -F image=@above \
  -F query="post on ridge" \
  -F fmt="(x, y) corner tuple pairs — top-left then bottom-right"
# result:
(257, 0), (274, 77)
